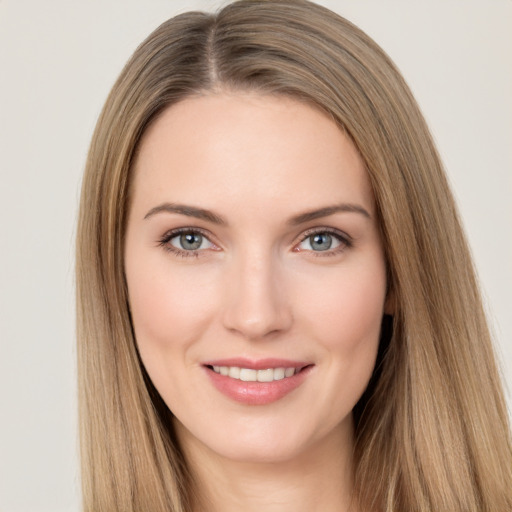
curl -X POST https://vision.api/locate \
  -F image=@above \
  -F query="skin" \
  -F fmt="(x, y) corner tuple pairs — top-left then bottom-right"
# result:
(125, 92), (390, 512)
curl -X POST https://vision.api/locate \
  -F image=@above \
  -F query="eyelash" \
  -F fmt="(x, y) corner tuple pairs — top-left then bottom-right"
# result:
(157, 227), (352, 258)
(158, 227), (214, 258)
(296, 227), (352, 257)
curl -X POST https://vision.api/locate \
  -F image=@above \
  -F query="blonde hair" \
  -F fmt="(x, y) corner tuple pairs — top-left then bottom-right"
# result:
(76, 1), (512, 510)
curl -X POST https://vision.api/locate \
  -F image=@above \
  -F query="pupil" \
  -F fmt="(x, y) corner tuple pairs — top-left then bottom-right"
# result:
(180, 233), (202, 250)
(311, 233), (332, 251)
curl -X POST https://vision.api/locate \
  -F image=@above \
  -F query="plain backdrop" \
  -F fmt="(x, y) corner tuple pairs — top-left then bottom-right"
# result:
(0, 1), (511, 510)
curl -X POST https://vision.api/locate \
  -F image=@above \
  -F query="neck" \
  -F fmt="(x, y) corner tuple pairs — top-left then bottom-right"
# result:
(176, 417), (359, 512)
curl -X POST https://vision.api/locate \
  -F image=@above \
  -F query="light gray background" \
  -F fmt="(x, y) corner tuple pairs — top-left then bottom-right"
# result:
(1, 1), (510, 510)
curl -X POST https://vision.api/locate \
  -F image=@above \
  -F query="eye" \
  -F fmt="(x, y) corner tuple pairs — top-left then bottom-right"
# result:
(301, 232), (337, 251)
(295, 229), (351, 254)
(171, 232), (212, 251)
(158, 228), (216, 257)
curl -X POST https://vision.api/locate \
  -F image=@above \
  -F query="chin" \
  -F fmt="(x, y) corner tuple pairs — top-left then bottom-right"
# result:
(174, 411), (348, 467)
(208, 434), (310, 465)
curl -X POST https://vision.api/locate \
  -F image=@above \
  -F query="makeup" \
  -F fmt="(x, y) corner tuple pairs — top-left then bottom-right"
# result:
(203, 358), (314, 405)
(126, 92), (387, 463)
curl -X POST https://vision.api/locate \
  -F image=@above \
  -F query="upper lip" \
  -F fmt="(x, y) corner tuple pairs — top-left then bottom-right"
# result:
(202, 357), (312, 370)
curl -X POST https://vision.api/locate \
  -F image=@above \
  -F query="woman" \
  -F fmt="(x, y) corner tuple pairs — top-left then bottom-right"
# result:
(76, 1), (512, 510)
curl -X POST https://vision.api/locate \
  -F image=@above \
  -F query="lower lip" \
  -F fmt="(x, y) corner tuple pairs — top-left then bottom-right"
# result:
(204, 366), (313, 405)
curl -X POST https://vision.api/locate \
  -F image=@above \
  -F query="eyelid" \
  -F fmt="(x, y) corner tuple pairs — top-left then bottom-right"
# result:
(294, 226), (353, 254)
(158, 226), (220, 257)
(157, 225), (352, 257)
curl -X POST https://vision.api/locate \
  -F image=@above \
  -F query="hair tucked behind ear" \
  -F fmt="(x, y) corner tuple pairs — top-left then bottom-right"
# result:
(76, 1), (512, 510)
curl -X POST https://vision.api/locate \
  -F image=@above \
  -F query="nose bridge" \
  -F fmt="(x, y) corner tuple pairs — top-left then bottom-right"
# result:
(222, 245), (292, 340)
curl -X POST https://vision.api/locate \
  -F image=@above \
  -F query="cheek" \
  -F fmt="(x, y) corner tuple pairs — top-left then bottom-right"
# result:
(125, 260), (223, 413)
(297, 260), (387, 351)
(294, 258), (387, 407)
(126, 261), (219, 358)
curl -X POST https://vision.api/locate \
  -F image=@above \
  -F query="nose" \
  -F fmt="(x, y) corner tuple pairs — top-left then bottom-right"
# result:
(221, 250), (293, 340)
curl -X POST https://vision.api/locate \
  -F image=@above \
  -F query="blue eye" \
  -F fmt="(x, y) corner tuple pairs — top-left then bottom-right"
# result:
(309, 233), (334, 251)
(158, 229), (216, 257)
(169, 231), (213, 251)
(297, 230), (347, 253)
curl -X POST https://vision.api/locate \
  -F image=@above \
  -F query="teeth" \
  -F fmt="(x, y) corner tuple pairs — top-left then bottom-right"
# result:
(211, 366), (298, 382)
(273, 367), (285, 381)
(285, 367), (295, 378)
(228, 367), (240, 379)
(240, 368), (257, 381)
(257, 368), (274, 382)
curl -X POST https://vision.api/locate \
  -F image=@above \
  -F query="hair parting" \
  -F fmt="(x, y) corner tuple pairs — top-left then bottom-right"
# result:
(76, 1), (512, 510)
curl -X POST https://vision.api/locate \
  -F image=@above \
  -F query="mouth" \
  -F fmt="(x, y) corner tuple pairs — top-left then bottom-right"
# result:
(206, 365), (304, 382)
(202, 359), (314, 405)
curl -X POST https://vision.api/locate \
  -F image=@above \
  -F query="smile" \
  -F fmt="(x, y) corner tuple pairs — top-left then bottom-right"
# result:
(210, 366), (298, 382)
(203, 359), (313, 405)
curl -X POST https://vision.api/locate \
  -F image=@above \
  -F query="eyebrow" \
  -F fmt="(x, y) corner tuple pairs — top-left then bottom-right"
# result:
(144, 201), (371, 226)
(144, 203), (227, 225)
(287, 204), (371, 225)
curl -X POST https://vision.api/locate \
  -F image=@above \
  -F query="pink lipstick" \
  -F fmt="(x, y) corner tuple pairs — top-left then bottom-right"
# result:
(202, 358), (313, 405)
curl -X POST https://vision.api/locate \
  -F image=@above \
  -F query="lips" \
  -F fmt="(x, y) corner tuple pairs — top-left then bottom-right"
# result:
(203, 358), (313, 405)
(211, 365), (298, 382)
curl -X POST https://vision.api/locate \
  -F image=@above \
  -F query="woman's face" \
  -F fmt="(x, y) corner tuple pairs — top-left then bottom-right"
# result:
(125, 92), (389, 464)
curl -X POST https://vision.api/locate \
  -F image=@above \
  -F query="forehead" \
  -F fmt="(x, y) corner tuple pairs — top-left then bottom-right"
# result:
(131, 92), (375, 219)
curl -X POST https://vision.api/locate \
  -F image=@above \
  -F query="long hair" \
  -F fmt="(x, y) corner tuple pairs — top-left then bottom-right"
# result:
(76, 1), (512, 510)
